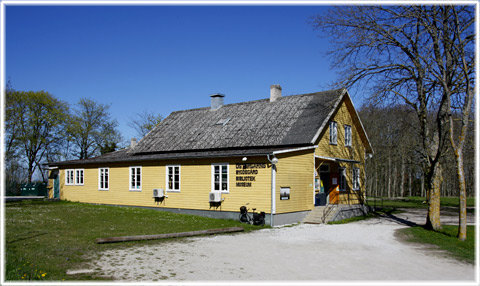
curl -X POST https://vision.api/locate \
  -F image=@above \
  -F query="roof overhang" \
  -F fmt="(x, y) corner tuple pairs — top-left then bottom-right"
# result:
(272, 145), (318, 155)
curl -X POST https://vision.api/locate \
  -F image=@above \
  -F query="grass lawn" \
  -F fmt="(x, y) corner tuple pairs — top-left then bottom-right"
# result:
(367, 196), (476, 210)
(5, 200), (264, 281)
(397, 225), (476, 264)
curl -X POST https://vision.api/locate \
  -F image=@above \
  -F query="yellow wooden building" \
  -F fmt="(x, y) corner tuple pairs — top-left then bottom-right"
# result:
(47, 85), (373, 226)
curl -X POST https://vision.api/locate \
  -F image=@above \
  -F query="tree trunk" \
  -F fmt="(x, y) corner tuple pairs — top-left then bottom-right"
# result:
(400, 157), (405, 197)
(425, 164), (443, 231)
(408, 164), (412, 197)
(393, 162), (398, 197)
(387, 153), (392, 197)
(453, 144), (467, 241)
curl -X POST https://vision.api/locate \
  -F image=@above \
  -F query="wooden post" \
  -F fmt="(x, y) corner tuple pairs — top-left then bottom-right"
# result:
(95, 227), (244, 244)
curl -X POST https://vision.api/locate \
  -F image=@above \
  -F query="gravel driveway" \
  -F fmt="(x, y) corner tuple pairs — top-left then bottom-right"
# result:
(83, 209), (476, 282)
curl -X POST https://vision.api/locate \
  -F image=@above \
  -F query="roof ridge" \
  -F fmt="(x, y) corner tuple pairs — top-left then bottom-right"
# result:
(168, 88), (342, 115)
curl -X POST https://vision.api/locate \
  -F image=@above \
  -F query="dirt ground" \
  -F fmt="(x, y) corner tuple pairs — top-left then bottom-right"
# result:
(80, 209), (477, 282)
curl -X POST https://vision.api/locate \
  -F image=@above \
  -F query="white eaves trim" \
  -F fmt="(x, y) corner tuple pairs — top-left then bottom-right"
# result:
(272, 145), (318, 155)
(43, 166), (58, 170)
(310, 88), (347, 145)
(315, 155), (361, 164)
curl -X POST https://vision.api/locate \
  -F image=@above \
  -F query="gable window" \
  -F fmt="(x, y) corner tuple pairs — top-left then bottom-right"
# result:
(352, 168), (360, 191)
(212, 163), (229, 193)
(339, 167), (346, 191)
(129, 166), (142, 191)
(166, 165), (180, 192)
(66, 169), (75, 185)
(329, 121), (338, 145)
(99, 168), (109, 190)
(75, 169), (84, 185)
(345, 125), (352, 147)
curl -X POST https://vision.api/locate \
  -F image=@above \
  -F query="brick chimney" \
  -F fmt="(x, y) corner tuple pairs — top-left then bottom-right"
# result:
(270, 84), (282, 102)
(130, 138), (137, 148)
(210, 93), (225, 110)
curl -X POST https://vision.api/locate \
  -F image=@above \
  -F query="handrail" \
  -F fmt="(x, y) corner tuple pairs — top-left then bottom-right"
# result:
(322, 201), (338, 223)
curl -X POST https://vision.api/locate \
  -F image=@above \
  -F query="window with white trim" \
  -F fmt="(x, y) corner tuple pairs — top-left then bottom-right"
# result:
(66, 169), (75, 185)
(352, 168), (360, 191)
(339, 167), (346, 191)
(166, 165), (180, 192)
(99, 168), (109, 190)
(345, 125), (352, 147)
(212, 163), (229, 192)
(129, 166), (142, 191)
(75, 169), (84, 185)
(329, 121), (338, 145)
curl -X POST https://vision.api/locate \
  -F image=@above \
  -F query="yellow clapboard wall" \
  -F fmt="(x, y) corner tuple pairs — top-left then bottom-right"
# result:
(275, 150), (315, 213)
(58, 157), (272, 214)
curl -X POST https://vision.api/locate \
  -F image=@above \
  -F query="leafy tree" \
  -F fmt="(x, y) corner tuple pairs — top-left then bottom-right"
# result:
(128, 110), (163, 139)
(312, 5), (475, 233)
(5, 90), (69, 183)
(67, 98), (122, 159)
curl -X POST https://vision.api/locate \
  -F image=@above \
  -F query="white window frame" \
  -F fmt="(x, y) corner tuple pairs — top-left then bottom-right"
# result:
(98, 167), (109, 191)
(211, 163), (229, 193)
(75, 169), (84, 185)
(345, 125), (352, 147)
(339, 167), (346, 192)
(129, 166), (142, 191)
(65, 169), (75, 185)
(353, 168), (360, 191)
(329, 121), (338, 145)
(166, 165), (181, 192)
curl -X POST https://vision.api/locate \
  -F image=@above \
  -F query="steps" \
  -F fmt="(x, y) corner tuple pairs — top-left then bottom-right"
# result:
(303, 205), (338, 224)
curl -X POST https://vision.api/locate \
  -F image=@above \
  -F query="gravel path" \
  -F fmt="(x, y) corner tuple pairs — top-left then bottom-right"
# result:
(84, 209), (476, 282)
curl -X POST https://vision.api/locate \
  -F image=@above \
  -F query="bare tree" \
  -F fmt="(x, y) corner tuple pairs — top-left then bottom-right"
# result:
(67, 98), (122, 160)
(421, 6), (475, 240)
(128, 110), (163, 139)
(312, 5), (474, 232)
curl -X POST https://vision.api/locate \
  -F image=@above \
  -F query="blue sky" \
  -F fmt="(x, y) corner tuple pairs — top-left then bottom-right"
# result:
(6, 4), (355, 143)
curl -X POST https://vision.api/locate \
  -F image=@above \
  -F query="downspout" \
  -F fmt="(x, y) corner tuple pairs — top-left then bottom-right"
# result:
(267, 154), (278, 227)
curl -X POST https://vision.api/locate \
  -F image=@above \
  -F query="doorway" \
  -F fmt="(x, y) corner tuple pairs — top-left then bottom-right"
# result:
(53, 171), (60, 199)
(315, 163), (330, 206)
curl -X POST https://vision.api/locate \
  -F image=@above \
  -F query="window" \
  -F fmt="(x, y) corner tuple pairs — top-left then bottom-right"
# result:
(66, 169), (74, 185)
(212, 163), (229, 192)
(345, 125), (352, 147)
(66, 169), (83, 186)
(99, 168), (109, 190)
(329, 121), (337, 145)
(129, 166), (142, 191)
(75, 169), (84, 185)
(339, 167), (346, 191)
(353, 168), (360, 191)
(166, 165), (180, 192)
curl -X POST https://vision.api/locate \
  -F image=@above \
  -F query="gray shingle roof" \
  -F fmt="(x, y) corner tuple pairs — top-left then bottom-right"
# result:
(48, 87), (376, 167)
(131, 89), (345, 154)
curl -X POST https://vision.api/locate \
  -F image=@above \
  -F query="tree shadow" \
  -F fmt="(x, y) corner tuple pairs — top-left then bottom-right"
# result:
(376, 209), (421, 227)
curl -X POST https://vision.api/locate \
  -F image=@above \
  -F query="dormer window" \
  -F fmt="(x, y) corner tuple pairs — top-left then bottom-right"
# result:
(215, 118), (231, 126)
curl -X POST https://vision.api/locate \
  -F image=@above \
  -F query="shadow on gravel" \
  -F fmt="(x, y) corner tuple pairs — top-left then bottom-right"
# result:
(382, 213), (419, 227)
(375, 209), (421, 227)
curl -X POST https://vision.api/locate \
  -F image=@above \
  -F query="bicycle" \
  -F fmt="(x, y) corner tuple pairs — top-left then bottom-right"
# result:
(239, 204), (265, 226)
